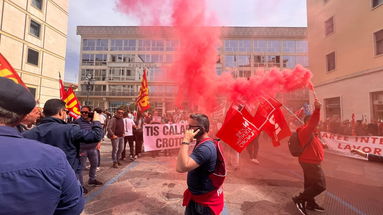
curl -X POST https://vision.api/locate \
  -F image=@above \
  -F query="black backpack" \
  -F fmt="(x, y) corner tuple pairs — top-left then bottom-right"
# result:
(288, 132), (313, 157)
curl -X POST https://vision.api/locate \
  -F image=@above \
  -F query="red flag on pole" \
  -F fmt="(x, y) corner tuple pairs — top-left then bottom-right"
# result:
(0, 53), (27, 87)
(216, 104), (260, 153)
(254, 97), (291, 146)
(136, 68), (150, 112)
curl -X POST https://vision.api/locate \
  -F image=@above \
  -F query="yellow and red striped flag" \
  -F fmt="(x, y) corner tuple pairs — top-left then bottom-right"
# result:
(136, 68), (150, 112)
(0, 53), (27, 87)
(59, 74), (81, 119)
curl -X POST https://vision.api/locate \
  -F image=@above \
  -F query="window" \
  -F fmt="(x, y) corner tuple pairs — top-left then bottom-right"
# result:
(224, 40), (238, 52)
(236, 55), (251, 67)
(266, 55), (281, 67)
(29, 20), (41, 38)
(296, 41), (308, 53)
(267, 40), (281, 52)
(326, 52), (335, 71)
(95, 54), (107, 66)
(151, 54), (163, 63)
(95, 40), (108, 51)
(374, 29), (383, 55)
(27, 48), (39, 66)
(324, 97), (341, 119)
(82, 54), (94, 66)
(282, 56), (296, 68)
(110, 39), (123, 51)
(110, 40), (136, 51)
(325, 17), (334, 36)
(238, 40), (252, 52)
(152, 40), (164, 51)
(254, 40), (267, 52)
(83, 39), (96, 51)
(81, 69), (93, 80)
(27, 87), (36, 98)
(165, 40), (179, 51)
(138, 40), (151, 51)
(371, 91), (383, 121)
(238, 70), (251, 78)
(224, 55), (235, 67)
(31, 0), (42, 10)
(254, 55), (266, 67)
(283, 40), (296, 53)
(373, 0), (383, 8)
(138, 54), (151, 63)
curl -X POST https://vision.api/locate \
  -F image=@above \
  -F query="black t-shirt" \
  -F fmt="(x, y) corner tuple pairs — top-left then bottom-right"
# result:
(187, 140), (217, 195)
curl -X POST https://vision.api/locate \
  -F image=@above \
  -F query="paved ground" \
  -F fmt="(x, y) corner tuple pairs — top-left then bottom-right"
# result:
(81, 138), (383, 215)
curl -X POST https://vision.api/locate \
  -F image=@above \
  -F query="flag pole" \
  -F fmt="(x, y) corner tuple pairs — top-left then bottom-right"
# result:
(265, 96), (304, 125)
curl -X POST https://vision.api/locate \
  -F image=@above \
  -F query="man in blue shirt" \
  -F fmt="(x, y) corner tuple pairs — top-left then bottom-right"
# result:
(177, 114), (223, 215)
(0, 77), (84, 214)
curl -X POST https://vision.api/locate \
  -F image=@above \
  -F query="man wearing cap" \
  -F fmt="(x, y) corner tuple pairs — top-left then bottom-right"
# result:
(23, 99), (104, 191)
(0, 77), (84, 214)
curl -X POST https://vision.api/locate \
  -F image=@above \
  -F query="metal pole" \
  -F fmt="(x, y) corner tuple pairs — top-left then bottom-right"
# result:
(265, 96), (305, 125)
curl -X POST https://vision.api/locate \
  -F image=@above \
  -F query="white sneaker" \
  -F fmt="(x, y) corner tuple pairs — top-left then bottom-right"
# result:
(134, 155), (138, 159)
(251, 159), (260, 164)
(96, 167), (101, 171)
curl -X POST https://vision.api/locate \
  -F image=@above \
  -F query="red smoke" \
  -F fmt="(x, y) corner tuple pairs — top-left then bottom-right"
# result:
(116, 0), (313, 113)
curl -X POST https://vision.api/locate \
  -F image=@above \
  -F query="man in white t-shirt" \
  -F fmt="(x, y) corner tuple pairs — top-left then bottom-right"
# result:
(122, 112), (136, 160)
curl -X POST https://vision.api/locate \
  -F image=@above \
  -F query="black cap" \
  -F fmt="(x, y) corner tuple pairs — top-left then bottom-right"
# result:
(0, 77), (36, 115)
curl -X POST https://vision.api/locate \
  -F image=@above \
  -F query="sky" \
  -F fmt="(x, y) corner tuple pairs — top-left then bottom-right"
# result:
(64, 0), (307, 83)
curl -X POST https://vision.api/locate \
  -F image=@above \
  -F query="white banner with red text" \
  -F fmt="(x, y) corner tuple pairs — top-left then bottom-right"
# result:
(320, 132), (383, 159)
(143, 123), (189, 151)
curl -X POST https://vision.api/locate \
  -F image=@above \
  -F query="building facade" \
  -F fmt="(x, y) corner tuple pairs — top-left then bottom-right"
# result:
(77, 26), (308, 113)
(0, 0), (68, 105)
(307, 0), (383, 122)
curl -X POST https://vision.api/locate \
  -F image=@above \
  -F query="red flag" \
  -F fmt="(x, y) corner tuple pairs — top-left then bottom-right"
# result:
(294, 107), (304, 119)
(216, 105), (260, 153)
(254, 98), (291, 146)
(136, 69), (150, 112)
(0, 53), (27, 87)
(59, 75), (80, 119)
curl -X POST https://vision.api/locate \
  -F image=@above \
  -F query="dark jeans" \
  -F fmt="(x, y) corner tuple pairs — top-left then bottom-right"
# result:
(135, 130), (143, 155)
(185, 200), (212, 215)
(299, 162), (326, 203)
(97, 149), (101, 167)
(247, 136), (259, 159)
(79, 148), (98, 184)
(123, 136), (135, 158)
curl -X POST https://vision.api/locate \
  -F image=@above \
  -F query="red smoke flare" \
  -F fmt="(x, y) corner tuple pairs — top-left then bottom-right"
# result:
(116, 0), (313, 113)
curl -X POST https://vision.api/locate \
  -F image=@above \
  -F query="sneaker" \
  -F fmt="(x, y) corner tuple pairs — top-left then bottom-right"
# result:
(96, 167), (101, 172)
(306, 201), (325, 212)
(250, 159), (260, 164)
(112, 162), (118, 168)
(117, 161), (122, 165)
(292, 196), (307, 215)
(134, 155), (138, 159)
(88, 179), (103, 187)
(129, 155), (135, 161)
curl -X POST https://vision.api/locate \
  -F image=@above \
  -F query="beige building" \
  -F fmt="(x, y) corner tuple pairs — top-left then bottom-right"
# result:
(0, 0), (68, 105)
(307, 0), (383, 122)
(77, 26), (309, 113)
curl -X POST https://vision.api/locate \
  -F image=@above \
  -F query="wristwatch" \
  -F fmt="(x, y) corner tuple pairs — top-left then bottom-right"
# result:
(181, 142), (190, 145)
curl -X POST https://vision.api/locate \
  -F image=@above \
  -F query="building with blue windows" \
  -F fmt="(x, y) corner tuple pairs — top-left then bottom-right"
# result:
(76, 26), (308, 113)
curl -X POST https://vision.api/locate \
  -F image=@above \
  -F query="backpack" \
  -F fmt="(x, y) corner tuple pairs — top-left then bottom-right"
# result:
(288, 132), (313, 157)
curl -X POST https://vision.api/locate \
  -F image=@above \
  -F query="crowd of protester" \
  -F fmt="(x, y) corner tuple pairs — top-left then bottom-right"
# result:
(318, 117), (383, 136)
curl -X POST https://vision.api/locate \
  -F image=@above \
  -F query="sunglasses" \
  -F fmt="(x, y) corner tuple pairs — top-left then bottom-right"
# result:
(188, 125), (201, 130)
(81, 111), (89, 114)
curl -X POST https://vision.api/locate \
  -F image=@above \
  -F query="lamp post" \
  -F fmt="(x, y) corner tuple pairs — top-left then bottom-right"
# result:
(85, 73), (93, 106)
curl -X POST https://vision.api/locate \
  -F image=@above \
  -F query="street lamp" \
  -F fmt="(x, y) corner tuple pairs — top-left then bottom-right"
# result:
(85, 73), (93, 106)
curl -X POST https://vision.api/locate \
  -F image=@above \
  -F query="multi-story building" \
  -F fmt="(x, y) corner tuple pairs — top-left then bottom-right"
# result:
(0, 0), (68, 104)
(77, 26), (308, 113)
(307, 0), (383, 122)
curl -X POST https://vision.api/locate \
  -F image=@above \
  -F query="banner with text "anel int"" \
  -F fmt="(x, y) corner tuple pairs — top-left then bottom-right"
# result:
(320, 132), (383, 160)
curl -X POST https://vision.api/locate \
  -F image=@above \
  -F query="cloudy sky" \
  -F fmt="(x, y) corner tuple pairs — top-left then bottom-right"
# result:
(64, 0), (307, 83)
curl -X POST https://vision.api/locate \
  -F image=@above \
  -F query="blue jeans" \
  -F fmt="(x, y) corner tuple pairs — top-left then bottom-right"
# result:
(111, 137), (124, 162)
(79, 148), (98, 184)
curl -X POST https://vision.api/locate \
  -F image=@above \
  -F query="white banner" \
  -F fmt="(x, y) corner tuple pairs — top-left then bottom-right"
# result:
(320, 132), (383, 159)
(143, 123), (188, 151)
